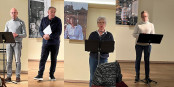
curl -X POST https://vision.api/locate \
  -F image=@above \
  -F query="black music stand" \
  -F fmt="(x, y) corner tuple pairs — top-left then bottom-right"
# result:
(0, 32), (15, 79)
(136, 34), (163, 87)
(137, 34), (163, 44)
(85, 40), (115, 65)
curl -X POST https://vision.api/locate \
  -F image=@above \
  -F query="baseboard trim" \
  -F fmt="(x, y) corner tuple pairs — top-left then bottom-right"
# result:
(64, 79), (89, 84)
(0, 70), (28, 74)
(117, 60), (174, 64)
(28, 59), (174, 64)
(28, 59), (64, 62)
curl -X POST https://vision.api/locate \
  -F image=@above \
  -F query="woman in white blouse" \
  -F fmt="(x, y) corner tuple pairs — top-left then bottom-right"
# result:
(133, 11), (155, 82)
(64, 16), (83, 40)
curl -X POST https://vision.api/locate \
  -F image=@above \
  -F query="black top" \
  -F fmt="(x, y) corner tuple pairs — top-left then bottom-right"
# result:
(39, 16), (62, 45)
(88, 31), (114, 58)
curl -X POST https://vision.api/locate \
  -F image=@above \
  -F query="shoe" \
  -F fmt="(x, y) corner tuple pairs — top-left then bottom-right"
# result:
(135, 75), (140, 82)
(16, 77), (20, 82)
(145, 77), (152, 83)
(5, 77), (11, 82)
(49, 75), (56, 81)
(34, 75), (43, 81)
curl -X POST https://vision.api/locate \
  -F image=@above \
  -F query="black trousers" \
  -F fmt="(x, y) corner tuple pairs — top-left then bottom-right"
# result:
(135, 44), (151, 78)
(38, 44), (59, 76)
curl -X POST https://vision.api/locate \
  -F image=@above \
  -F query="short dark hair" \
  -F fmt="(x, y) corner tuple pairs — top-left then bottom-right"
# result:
(48, 7), (56, 10)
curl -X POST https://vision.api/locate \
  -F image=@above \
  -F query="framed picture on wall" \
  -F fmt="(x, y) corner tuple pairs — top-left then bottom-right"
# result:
(116, 0), (138, 25)
(64, 1), (88, 40)
(28, 0), (51, 38)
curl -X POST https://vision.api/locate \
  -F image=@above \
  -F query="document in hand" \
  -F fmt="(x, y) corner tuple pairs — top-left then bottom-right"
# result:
(43, 25), (52, 35)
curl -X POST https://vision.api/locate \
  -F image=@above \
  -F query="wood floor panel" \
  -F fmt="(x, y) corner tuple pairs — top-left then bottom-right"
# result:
(4, 61), (174, 87)
(64, 63), (174, 87)
(28, 61), (64, 87)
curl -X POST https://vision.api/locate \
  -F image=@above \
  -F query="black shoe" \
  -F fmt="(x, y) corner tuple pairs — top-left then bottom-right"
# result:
(34, 75), (43, 81)
(5, 77), (11, 82)
(49, 75), (56, 81)
(145, 77), (152, 83)
(135, 75), (140, 82)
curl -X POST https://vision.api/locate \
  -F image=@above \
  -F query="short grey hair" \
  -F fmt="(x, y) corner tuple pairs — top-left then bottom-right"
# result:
(97, 16), (106, 24)
(48, 6), (56, 10)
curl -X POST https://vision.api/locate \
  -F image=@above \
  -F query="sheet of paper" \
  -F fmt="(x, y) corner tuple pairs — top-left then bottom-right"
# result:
(43, 25), (52, 35)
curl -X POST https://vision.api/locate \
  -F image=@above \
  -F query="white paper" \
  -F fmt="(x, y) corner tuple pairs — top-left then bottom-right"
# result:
(43, 25), (52, 35)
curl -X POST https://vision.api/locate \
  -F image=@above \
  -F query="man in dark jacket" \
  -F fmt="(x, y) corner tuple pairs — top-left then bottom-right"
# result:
(34, 7), (62, 81)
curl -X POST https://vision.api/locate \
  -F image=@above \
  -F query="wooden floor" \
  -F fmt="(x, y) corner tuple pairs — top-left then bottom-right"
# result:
(5, 73), (28, 87)
(4, 61), (174, 87)
(64, 62), (174, 87)
(28, 61), (64, 87)
(119, 62), (174, 87)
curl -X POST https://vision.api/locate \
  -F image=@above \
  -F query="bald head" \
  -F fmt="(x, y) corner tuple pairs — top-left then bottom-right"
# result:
(10, 8), (18, 20)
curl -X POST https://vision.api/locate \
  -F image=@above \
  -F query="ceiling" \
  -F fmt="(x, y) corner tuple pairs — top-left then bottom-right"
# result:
(64, 0), (116, 5)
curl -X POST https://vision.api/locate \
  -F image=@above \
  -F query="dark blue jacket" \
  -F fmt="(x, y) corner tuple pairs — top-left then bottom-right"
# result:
(39, 16), (62, 45)
(88, 31), (114, 58)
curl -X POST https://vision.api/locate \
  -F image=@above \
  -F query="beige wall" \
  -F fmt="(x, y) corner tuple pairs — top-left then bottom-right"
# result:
(0, 0), (28, 71)
(65, 0), (174, 81)
(149, 0), (174, 61)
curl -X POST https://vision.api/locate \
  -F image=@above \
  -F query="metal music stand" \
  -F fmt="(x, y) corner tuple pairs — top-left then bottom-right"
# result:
(136, 34), (163, 87)
(0, 32), (15, 79)
(85, 40), (115, 65)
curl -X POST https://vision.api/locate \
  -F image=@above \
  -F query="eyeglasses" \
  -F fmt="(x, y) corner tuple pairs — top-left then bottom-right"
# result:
(97, 22), (105, 24)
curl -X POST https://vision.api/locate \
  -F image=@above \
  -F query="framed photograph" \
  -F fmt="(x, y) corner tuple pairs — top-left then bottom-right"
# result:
(64, 1), (88, 40)
(116, 0), (138, 25)
(28, 0), (51, 38)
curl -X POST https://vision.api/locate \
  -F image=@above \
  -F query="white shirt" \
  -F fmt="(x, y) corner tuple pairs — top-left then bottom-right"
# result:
(133, 21), (155, 45)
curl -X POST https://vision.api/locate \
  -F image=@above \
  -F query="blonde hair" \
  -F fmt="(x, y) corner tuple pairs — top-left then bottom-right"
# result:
(141, 11), (149, 18)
